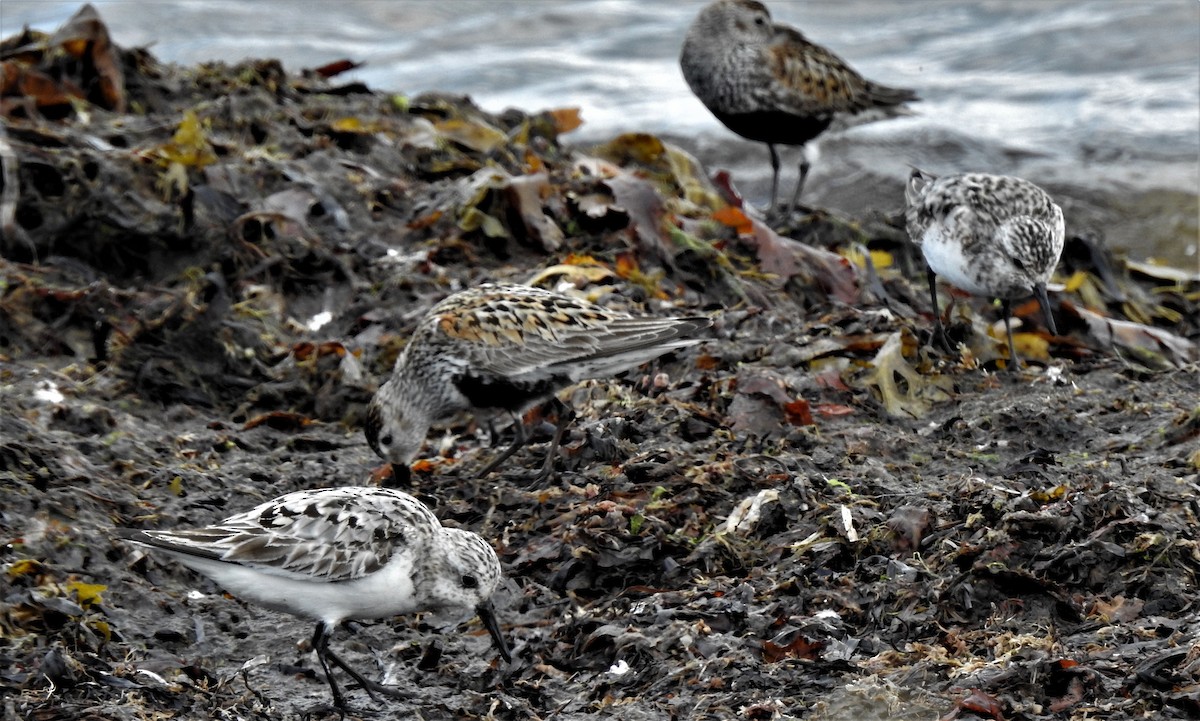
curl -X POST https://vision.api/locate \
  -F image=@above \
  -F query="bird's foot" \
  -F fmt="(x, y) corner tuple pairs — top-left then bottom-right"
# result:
(764, 202), (819, 233)
(929, 322), (955, 354)
(348, 676), (405, 701)
(300, 702), (347, 721)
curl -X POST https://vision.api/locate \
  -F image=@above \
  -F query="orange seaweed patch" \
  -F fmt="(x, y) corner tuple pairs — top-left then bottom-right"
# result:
(407, 209), (444, 230)
(292, 341), (348, 361)
(761, 635), (823, 663)
(711, 206), (753, 235)
(815, 403), (854, 417)
(694, 353), (721, 371)
(547, 107), (583, 134)
(614, 252), (640, 279)
(524, 149), (544, 173)
(242, 411), (315, 432)
(52, 4), (126, 112)
(783, 398), (814, 426)
(1011, 297), (1047, 323)
(563, 253), (605, 267)
(309, 59), (361, 79)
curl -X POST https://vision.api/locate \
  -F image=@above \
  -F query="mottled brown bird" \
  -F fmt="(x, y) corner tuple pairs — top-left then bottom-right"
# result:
(365, 284), (711, 482)
(681, 0), (918, 212)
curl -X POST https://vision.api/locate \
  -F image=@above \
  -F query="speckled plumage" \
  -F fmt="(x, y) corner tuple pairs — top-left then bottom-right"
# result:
(680, 0), (918, 211)
(905, 168), (1065, 366)
(116, 486), (509, 708)
(366, 283), (711, 477)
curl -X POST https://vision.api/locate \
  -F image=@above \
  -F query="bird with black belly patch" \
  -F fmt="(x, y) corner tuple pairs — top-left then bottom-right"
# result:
(681, 0), (918, 214)
(366, 283), (711, 484)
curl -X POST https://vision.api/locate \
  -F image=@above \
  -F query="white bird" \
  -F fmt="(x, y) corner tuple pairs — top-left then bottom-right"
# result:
(116, 486), (510, 709)
(905, 168), (1065, 367)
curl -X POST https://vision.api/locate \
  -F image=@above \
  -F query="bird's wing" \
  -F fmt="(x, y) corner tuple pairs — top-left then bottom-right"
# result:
(467, 316), (711, 381)
(119, 488), (438, 582)
(909, 175), (998, 243)
(425, 284), (709, 380)
(766, 27), (917, 116)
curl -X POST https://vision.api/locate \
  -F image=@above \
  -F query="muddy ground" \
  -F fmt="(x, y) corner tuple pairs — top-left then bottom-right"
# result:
(2, 8), (1199, 721)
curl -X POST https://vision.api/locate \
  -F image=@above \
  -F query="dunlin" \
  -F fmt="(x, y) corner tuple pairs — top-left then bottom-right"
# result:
(680, 0), (918, 212)
(365, 283), (711, 482)
(116, 486), (510, 709)
(905, 168), (1065, 367)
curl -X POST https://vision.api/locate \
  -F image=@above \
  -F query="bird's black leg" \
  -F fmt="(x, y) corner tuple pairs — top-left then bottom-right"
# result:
(766, 143), (781, 214)
(310, 623), (348, 710)
(476, 414), (529, 477)
(926, 268), (951, 352)
(321, 646), (403, 700)
(1000, 298), (1020, 371)
(311, 622), (404, 705)
(788, 146), (811, 212)
(533, 398), (575, 486)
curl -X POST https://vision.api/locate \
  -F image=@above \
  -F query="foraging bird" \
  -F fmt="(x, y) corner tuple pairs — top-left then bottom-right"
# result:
(366, 283), (711, 482)
(680, 0), (918, 213)
(905, 168), (1065, 367)
(116, 487), (510, 709)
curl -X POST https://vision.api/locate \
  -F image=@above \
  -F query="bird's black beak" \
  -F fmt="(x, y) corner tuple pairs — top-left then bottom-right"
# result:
(1034, 282), (1058, 336)
(476, 599), (511, 663)
(384, 462), (411, 488)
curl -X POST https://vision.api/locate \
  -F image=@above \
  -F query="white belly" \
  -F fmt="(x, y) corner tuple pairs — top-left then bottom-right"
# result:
(173, 552), (419, 626)
(921, 227), (989, 296)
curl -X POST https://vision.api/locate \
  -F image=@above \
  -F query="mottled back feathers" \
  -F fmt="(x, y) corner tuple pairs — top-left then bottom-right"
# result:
(366, 283), (711, 466)
(118, 487), (439, 582)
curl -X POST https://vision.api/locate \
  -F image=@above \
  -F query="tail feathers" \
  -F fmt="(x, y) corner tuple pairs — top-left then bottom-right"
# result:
(115, 527), (228, 563)
(563, 338), (707, 382)
(600, 316), (712, 343)
(558, 316), (712, 381)
(828, 103), (916, 133)
(865, 80), (919, 107)
(591, 317), (712, 357)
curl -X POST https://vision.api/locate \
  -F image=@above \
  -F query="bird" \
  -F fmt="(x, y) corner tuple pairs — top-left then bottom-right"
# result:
(904, 168), (1065, 368)
(365, 283), (711, 483)
(680, 0), (918, 214)
(115, 486), (511, 710)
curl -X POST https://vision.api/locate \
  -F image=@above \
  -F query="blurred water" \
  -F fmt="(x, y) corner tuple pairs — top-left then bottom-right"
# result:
(3, 0), (1198, 258)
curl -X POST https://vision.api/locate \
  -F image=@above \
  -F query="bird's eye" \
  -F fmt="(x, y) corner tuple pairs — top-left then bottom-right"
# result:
(461, 575), (478, 589)
(380, 434), (393, 447)
(755, 16), (766, 26)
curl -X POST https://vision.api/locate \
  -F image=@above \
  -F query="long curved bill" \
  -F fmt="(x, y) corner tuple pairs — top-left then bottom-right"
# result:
(476, 599), (512, 663)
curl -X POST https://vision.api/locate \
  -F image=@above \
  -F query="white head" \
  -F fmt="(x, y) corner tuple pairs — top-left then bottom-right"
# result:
(420, 528), (511, 663)
(422, 529), (503, 608)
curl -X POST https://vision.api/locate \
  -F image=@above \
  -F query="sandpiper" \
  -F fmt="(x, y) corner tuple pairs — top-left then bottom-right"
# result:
(116, 486), (510, 709)
(680, 0), (918, 213)
(905, 168), (1065, 367)
(365, 283), (710, 482)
